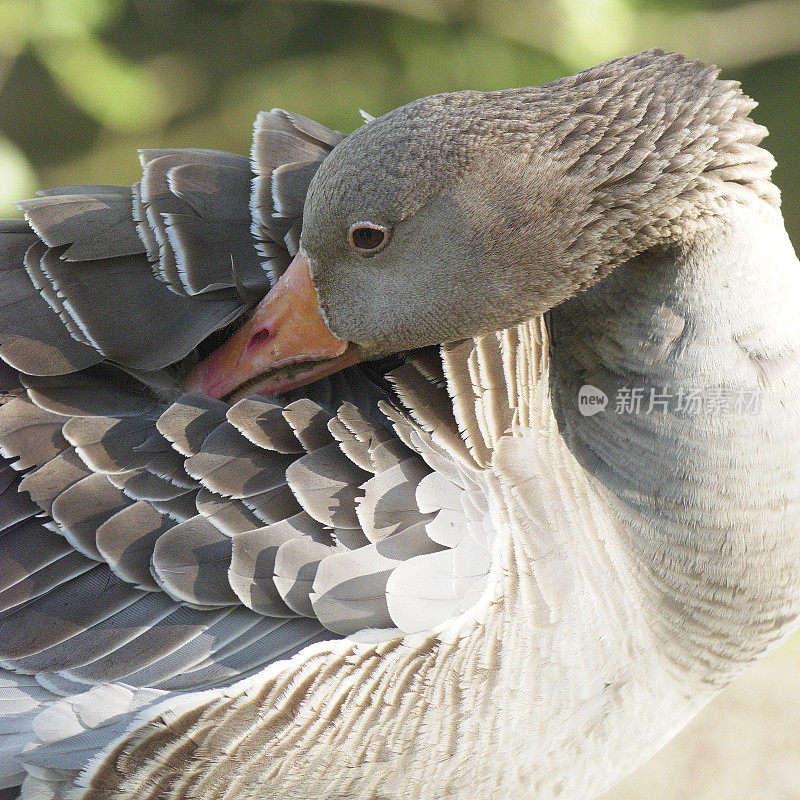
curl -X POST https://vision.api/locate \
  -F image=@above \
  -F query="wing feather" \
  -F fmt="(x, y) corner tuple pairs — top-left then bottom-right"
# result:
(0, 229), (103, 376)
(150, 516), (239, 607)
(16, 188), (144, 262)
(0, 108), (510, 798)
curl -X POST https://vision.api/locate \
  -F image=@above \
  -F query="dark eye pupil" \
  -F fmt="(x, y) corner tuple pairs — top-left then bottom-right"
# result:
(351, 226), (385, 251)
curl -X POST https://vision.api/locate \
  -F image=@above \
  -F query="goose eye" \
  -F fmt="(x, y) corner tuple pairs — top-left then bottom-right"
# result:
(348, 222), (390, 255)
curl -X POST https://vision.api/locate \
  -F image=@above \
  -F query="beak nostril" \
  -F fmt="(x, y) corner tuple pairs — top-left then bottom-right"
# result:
(246, 327), (273, 353)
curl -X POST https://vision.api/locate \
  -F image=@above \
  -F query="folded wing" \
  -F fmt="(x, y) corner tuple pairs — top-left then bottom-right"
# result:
(0, 109), (501, 796)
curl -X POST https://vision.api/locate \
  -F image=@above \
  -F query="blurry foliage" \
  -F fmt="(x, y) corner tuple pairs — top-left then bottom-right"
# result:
(0, 0), (798, 245)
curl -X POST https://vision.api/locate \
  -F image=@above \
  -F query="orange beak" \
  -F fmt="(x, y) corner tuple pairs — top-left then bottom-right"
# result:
(185, 250), (360, 399)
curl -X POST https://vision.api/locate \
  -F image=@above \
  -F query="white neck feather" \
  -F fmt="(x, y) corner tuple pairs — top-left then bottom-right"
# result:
(422, 194), (800, 795)
(547, 198), (800, 678)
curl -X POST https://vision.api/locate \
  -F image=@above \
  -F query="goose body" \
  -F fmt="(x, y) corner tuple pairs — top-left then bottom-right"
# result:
(1, 50), (799, 799)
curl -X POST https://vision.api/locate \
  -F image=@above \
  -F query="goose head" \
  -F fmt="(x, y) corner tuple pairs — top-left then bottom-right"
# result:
(186, 49), (769, 399)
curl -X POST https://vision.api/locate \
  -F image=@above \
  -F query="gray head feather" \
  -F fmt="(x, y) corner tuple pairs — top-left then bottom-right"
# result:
(301, 50), (777, 357)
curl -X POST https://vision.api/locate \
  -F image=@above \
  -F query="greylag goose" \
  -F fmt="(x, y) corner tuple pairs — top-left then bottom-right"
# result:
(0, 49), (798, 800)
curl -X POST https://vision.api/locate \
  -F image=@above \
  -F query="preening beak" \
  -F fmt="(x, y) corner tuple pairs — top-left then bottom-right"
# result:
(185, 250), (360, 399)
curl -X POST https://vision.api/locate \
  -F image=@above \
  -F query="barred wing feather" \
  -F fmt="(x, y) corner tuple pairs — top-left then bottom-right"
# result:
(0, 109), (500, 798)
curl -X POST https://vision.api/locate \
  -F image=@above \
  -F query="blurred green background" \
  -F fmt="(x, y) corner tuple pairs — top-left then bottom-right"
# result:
(1, 0), (799, 248)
